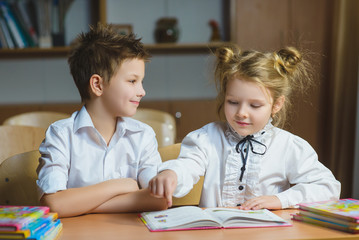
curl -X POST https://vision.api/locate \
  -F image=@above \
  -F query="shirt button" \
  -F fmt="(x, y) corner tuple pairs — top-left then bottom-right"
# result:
(238, 185), (244, 191)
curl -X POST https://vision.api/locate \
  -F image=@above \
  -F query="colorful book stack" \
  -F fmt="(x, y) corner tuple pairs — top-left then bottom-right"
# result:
(292, 198), (359, 233)
(0, 205), (62, 239)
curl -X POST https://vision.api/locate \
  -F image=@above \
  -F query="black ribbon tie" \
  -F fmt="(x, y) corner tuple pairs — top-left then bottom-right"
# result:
(235, 134), (267, 182)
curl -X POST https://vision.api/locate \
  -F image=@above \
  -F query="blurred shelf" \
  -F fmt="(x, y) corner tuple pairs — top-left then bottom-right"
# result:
(145, 42), (230, 54)
(0, 47), (70, 59)
(0, 42), (230, 59)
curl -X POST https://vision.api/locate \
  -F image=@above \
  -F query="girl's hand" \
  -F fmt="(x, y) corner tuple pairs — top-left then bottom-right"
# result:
(148, 170), (177, 207)
(239, 195), (282, 210)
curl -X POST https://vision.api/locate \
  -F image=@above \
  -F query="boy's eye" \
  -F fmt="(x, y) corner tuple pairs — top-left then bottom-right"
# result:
(129, 80), (136, 83)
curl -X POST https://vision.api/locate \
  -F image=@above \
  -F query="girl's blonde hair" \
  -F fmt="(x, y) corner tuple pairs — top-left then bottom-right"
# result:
(214, 44), (312, 128)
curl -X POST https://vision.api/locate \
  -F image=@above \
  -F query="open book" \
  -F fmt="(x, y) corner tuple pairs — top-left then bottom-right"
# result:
(140, 206), (292, 232)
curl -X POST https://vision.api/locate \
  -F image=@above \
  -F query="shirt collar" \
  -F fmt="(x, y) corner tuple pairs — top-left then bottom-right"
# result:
(73, 105), (144, 135)
(73, 105), (94, 132)
(118, 117), (146, 134)
(225, 118), (274, 143)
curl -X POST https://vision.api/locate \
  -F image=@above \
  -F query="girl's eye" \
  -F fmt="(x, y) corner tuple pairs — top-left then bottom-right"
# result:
(129, 80), (136, 83)
(227, 100), (238, 105)
(251, 104), (262, 108)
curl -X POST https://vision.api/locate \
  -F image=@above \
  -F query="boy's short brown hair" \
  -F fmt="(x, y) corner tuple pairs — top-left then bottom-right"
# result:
(68, 23), (150, 102)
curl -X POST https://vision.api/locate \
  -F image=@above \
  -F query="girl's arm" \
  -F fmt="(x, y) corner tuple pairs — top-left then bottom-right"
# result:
(154, 130), (209, 200)
(41, 178), (139, 218)
(275, 138), (341, 208)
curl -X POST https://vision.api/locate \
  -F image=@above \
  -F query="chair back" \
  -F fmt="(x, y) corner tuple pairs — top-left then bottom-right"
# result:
(3, 111), (70, 129)
(158, 143), (204, 206)
(133, 108), (176, 147)
(0, 125), (45, 165)
(0, 150), (40, 205)
(144, 120), (176, 147)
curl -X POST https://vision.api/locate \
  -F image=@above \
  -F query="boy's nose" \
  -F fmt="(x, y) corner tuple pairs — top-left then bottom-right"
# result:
(138, 85), (146, 97)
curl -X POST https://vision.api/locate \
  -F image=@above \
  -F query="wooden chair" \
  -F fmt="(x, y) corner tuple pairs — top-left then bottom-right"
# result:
(0, 150), (40, 205)
(143, 119), (176, 148)
(133, 108), (176, 147)
(3, 111), (70, 129)
(158, 143), (204, 206)
(0, 125), (45, 165)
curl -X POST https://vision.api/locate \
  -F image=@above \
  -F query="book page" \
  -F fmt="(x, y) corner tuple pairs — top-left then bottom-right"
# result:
(204, 208), (290, 228)
(141, 206), (220, 230)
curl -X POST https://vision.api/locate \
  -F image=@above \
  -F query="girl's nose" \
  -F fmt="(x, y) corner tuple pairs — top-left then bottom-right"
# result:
(236, 104), (248, 118)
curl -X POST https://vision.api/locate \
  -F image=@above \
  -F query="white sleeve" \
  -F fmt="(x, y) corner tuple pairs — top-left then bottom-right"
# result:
(158, 129), (209, 197)
(36, 124), (70, 198)
(275, 137), (341, 208)
(137, 127), (161, 188)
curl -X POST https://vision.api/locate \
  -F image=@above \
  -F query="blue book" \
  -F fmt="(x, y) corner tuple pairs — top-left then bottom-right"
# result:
(28, 219), (62, 240)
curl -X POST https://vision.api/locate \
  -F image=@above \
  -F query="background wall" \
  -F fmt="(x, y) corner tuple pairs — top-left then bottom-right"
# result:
(0, 0), (220, 104)
(106, 0), (224, 44)
(353, 59), (359, 199)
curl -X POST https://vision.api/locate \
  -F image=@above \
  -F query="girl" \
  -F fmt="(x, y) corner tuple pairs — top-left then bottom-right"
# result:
(149, 44), (341, 210)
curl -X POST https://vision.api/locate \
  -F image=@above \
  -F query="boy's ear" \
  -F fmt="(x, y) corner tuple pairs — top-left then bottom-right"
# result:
(272, 95), (285, 115)
(89, 74), (104, 97)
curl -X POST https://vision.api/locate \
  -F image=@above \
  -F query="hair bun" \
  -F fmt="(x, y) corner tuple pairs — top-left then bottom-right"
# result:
(215, 45), (241, 65)
(274, 47), (302, 76)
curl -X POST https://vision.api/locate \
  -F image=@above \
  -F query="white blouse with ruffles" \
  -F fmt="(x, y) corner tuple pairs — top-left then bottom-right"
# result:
(159, 121), (341, 208)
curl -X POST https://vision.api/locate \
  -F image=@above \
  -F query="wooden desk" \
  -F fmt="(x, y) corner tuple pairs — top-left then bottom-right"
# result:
(58, 209), (358, 240)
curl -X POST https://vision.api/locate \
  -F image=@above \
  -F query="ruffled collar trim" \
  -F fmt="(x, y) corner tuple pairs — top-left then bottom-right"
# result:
(225, 119), (275, 143)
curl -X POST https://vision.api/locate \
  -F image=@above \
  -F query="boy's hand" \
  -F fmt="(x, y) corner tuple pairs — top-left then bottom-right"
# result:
(148, 170), (177, 207)
(238, 195), (282, 210)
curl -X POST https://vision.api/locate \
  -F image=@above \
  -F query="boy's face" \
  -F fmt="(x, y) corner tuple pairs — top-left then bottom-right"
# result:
(224, 77), (274, 136)
(102, 58), (146, 117)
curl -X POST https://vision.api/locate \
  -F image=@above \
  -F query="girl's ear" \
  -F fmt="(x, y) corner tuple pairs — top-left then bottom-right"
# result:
(272, 95), (285, 115)
(89, 74), (104, 97)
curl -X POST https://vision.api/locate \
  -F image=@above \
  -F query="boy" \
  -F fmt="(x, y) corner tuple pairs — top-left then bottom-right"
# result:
(36, 23), (167, 217)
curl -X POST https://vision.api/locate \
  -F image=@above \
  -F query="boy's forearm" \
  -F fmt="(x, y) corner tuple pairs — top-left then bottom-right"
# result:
(41, 178), (138, 217)
(91, 188), (168, 213)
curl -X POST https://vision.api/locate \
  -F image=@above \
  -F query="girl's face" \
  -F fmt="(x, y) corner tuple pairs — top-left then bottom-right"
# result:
(224, 77), (281, 136)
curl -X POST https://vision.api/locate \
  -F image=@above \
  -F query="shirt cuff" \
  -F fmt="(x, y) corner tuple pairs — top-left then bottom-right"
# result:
(275, 191), (298, 209)
(158, 161), (189, 198)
(138, 166), (158, 188)
(36, 172), (67, 199)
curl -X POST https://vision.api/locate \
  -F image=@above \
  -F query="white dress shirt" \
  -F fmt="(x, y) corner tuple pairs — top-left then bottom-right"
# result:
(37, 106), (161, 197)
(159, 121), (341, 208)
